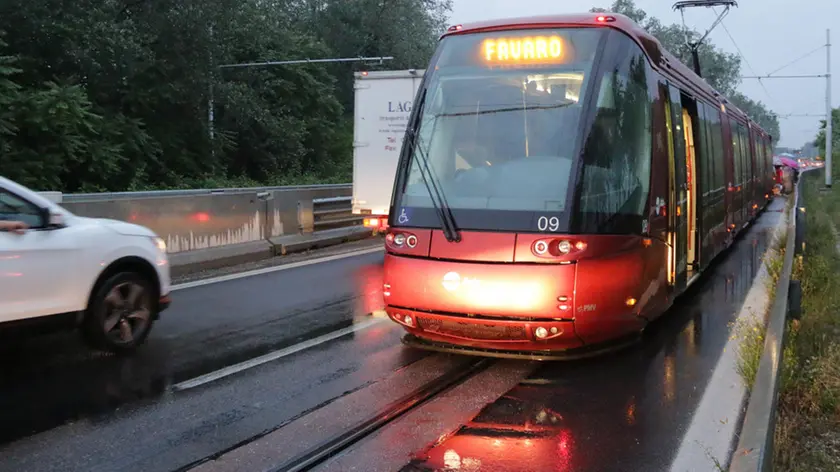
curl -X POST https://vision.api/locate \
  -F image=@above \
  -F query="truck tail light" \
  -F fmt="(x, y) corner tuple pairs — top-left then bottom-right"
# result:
(364, 217), (389, 231)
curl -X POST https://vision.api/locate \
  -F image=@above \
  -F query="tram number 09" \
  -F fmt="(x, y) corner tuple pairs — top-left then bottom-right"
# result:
(537, 216), (560, 232)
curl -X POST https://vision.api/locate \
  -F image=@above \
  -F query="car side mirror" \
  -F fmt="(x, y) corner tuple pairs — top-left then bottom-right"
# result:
(48, 212), (65, 227)
(39, 206), (65, 229)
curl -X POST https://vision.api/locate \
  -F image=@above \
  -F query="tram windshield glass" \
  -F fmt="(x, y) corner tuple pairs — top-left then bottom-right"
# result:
(394, 27), (652, 234)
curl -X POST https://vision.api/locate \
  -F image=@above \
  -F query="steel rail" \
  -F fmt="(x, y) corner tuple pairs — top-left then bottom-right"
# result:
(269, 358), (492, 472)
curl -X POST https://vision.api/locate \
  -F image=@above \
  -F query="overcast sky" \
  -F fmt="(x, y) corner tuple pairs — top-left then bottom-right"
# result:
(447, 0), (838, 148)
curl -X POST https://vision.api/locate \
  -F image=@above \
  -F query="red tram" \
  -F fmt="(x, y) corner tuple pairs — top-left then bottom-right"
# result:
(381, 13), (775, 359)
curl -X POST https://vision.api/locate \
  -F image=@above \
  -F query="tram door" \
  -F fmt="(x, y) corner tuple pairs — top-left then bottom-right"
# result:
(682, 107), (698, 272)
(665, 84), (689, 291)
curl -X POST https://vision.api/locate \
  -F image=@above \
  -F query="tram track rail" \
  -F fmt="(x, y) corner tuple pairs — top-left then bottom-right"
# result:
(267, 357), (492, 472)
(176, 356), (492, 472)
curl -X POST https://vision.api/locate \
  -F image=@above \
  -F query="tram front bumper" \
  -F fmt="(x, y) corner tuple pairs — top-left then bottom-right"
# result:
(385, 306), (585, 352)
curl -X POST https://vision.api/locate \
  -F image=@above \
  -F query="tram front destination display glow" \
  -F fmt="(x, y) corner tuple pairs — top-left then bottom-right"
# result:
(481, 36), (564, 64)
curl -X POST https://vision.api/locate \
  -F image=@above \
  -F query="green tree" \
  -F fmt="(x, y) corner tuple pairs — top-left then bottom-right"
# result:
(814, 107), (839, 158)
(0, 34), (130, 191)
(0, 0), (451, 191)
(291, 0), (452, 111)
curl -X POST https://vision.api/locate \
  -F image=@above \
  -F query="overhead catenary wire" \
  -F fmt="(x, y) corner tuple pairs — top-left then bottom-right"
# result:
(765, 44), (827, 77)
(713, 6), (775, 106)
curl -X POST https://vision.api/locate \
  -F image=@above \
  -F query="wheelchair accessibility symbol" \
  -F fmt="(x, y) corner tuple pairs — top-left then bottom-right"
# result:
(398, 208), (409, 224)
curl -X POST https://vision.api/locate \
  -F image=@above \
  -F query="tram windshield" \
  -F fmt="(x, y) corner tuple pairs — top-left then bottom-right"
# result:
(393, 27), (652, 234)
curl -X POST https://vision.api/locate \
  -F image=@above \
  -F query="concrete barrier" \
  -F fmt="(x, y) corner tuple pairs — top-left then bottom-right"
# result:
(57, 184), (373, 274)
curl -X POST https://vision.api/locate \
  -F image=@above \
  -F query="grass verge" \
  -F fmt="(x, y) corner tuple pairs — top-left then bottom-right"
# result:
(771, 170), (840, 471)
(733, 221), (787, 390)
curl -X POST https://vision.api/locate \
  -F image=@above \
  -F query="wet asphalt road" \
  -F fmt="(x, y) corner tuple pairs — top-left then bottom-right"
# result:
(0, 199), (784, 472)
(0, 247), (400, 459)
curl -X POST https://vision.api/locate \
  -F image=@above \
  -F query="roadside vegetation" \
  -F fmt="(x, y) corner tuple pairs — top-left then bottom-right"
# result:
(0, 0), (451, 192)
(736, 169), (840, 471)
(733, 223), (787, 390)
(771, 170), (840, 470)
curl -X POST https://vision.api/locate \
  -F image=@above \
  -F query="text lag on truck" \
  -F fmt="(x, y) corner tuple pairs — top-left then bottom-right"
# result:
(382, 13), (775, 359)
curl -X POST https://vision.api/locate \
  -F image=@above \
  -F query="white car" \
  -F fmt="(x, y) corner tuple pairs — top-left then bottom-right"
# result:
(0, 176), (171, 352)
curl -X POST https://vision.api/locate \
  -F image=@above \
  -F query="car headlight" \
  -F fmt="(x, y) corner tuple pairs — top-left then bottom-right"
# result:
(152, 237), (167, 253)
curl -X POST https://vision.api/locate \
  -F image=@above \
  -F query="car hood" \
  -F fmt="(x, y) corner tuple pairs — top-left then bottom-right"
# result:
(72, 216), (159, 238)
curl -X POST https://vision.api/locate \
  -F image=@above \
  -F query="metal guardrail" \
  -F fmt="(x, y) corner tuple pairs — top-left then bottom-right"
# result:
(58, 183), (362, 254)
(312, 196), (364, 229)
(62, 183), (352, 202)
(729, 178), (802, 472)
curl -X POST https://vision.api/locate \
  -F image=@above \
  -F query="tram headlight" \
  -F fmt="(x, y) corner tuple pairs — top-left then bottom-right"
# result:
(557, 240), (572, 254)
(393, 233), (406, 246)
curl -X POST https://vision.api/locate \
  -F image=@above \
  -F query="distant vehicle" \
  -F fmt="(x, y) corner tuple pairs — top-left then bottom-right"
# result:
(0, 176), (171, 352)
(381, 13), (776, 359)
(351, 69), (425, 232)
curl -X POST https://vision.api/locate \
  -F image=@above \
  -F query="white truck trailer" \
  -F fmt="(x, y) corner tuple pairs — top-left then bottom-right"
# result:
(351, 69), (425, 231)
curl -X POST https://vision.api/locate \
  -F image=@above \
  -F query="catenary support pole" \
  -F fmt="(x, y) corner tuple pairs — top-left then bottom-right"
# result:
(826, 28), (833, 188)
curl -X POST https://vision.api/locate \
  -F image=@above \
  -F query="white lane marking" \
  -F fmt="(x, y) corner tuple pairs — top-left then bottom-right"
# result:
(171, 246), (384, 291)
(172, 317), (390, 391)
(669, 202), (787, 471)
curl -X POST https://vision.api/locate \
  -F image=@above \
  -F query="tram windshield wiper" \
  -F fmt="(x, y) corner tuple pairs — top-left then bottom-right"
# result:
(404, 88), (461, 243)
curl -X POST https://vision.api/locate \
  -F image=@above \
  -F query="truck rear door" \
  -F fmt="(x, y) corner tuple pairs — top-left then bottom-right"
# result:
(352, 70), (424, 221)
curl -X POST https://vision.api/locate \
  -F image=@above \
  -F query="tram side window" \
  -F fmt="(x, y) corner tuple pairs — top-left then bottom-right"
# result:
(739, 125), (751, 182)
(766, 139), (774, 180)
(735, 125), (744, 183)
(742, 126), (752, 182)
(706, 105), (725, 191)
(702, 103), (717, 196)
(769, 140), (775, 178)
(766, 138), (772, 180)
(697, 104), (711, 197)
(765, 141), (773, 179)
(577, 34), (652, 233)
(732, 122), (743, 184)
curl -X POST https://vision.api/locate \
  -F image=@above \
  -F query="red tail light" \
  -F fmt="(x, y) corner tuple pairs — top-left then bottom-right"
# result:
(364, 217), (389, 231)
(191, 212), (211, 222)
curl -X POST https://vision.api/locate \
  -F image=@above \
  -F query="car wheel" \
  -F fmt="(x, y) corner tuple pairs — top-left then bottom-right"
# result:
(83, 272), (157, 353)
